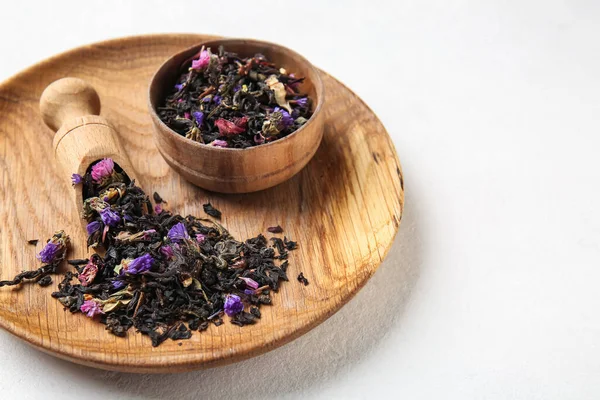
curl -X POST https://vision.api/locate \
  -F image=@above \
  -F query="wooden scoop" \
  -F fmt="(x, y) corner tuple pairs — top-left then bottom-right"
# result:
(39, 77), (138, 220)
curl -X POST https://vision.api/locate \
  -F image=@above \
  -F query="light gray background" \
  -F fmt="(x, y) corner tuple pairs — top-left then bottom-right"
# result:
(1, 1), (599, 399)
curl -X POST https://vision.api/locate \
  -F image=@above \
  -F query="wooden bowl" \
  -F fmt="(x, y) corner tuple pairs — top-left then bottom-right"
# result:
(148, 38), (325, 193)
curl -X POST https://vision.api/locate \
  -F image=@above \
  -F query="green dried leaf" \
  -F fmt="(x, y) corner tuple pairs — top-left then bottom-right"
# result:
(102, 299), (132, 313)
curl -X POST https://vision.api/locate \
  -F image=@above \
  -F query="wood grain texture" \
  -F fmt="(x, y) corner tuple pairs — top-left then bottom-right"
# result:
(149, 38), (325, 193)
(0, 34), (404, 373)
(40, 77), (101, 132)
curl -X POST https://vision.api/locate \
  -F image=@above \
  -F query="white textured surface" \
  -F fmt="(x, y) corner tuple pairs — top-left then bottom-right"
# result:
(1, 1), (600, 399)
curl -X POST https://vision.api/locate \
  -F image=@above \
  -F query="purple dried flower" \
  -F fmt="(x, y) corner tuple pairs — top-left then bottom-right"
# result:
(210, 140), (228, 148)
(36, 231), (70, 264)
(274, 107), (294, 129)
(37, 242), (59, 264)
(91, 158), (114, 183)
(112, 280), (125, 290)
(71, 173), (82, 185)
(168, 222), (190, 242)
(126, 254), (153, 275)
(295, 97), (309, 108)
(154, 204), (163, 214)
(160, 245), (174, 259)
(288, 73), (301, 90)
(86, 221), (101, 235)
(196, 233), (207, 243)
(202, 96), (212, 103)
(239, 277), (259, 290)
(253, 134), (265, 145)
(213, 95), (221, 104)
(233, 85), (241, 92)
(191, 50), (210, 70)
(175, 83), (184, 91)
(224, 294), (243, 316)
(244, 289), (255, 295)
(100, 208), (120, 227)
(80, 300), (103, 317)
(193, 111), (204, 126)
(184, 112), (191, 120)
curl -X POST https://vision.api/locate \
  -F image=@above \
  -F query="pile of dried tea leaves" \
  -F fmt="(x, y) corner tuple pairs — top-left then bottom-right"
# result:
(158, 45), (312, 148)
(2, 158), (300, 347)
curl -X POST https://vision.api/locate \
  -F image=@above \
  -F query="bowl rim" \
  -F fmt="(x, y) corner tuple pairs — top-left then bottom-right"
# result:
(147, 37), (325, 152)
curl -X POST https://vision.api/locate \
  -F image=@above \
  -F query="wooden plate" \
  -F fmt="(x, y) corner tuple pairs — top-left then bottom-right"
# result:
(0, 34), (404, 373)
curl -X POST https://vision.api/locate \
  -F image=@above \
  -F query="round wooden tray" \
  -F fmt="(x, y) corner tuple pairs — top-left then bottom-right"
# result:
(0, 34), (404, 373)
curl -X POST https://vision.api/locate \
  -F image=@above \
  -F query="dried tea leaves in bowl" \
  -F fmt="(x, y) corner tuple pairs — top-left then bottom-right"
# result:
(158, 46), (313, 149)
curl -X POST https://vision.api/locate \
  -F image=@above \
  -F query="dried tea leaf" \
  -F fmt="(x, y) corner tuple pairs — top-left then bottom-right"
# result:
(297, 272), (309, 286)
(67, 259), (89, 266)
(182, 276), (193, 288)
(284, 236), (298, 250)
(102, 299), (132, 313)
(153, 192), (164, 204)
(267, 225), (283, 234)
(203, 203), (222, 219)
(38, 276), (53, 287)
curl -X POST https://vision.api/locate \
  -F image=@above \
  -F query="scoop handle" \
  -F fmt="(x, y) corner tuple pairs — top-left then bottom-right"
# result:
(39, 78), (138, 218)
(40, 77), (101, 132)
